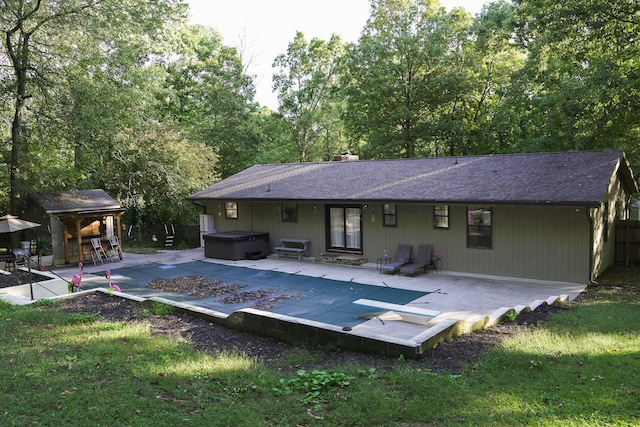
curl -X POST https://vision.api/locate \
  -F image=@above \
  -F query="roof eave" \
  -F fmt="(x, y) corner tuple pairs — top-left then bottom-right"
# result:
(186, 195), (602, 207)
(49, 207), (125, 215)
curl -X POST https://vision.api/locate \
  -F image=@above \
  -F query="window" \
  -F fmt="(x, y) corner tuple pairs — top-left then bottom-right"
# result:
(281, 203), (297, 222)
(434, 205), (449, 229)
(383, 203), (397, 227)
(225, 201), (238, 219)
(467, 207), (492, 248)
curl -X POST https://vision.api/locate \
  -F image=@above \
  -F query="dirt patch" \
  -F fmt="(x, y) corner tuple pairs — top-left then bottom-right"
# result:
(0, 269), (53, 289)
(53, 278), (567, 374)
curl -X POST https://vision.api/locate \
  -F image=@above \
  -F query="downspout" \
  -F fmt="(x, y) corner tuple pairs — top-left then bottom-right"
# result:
(250, 202), (254, 232)
(586, 207), (595, 284)
(625, 194), (632, 266)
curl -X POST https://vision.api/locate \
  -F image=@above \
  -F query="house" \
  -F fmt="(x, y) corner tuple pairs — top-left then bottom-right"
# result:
(27, 189), (125, 265)
(188, 150), (638, 284)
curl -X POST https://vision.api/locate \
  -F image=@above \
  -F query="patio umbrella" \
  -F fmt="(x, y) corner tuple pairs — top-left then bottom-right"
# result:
(0, 215), (41, 234)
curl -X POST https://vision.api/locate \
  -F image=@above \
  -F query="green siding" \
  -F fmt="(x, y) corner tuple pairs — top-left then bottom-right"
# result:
(365, 204), (591, 283)
(589, 171), (631, 280)
(203, 200), (594, 283)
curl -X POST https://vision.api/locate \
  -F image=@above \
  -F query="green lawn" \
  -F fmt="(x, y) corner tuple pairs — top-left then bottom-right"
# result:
(1, 265), (638, 426)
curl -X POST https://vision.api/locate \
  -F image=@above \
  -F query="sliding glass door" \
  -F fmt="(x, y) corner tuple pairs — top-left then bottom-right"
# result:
(326, 205), (362, 253)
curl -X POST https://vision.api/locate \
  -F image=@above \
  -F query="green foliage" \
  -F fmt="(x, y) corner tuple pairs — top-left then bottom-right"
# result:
(157, 24), (258, 180)
(273, 369), (356, 404)
(504, 311), (517, 322)
(509, 0), (640, 169)
(66, 312), (100, 324)
(105, 121), (218, 224)
(35, 236), (50, 256)
(273, 32), (348, 161)
(150, 301), (174, 316)
(0, 0), (188, 214)
(341, 0), (478, 158)
(29, 298), (55, 307)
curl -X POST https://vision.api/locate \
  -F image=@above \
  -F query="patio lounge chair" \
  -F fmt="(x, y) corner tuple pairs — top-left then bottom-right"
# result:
(380, 244), (412, 274)
(400, 244), (434, 276)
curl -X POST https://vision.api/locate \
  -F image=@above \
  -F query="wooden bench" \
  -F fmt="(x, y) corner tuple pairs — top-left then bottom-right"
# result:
(274, 238), (310, 260)
(353, 298), (441, 325)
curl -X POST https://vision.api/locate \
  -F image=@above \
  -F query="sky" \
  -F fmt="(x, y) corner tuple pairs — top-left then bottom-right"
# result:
(185, 0), (488, 110)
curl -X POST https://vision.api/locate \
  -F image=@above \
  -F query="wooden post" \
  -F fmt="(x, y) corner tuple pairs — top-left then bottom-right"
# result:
(76, 217), (83, 264)
(115, 213), (122, 245)
(626, 217), (630, 266)
(63, 221), (69, 264)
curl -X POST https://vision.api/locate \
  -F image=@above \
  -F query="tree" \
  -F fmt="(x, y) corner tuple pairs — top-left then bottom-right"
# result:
(466, 0), (524, 154)
(103, 121), (217, 224)
(0, 0), (186, 214)
(273, 32), (347, 162)
(341, 0), (474, 158)
(157, 24), (258, 178)
(510, 0), (640, 166)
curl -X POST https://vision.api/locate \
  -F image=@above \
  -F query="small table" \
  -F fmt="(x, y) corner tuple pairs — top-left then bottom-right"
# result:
(377, 257), (391, 272)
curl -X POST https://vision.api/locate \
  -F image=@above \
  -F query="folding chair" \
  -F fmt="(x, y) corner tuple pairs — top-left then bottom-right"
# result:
(90, 238), (108, 265)
(108, 235), (123, 261)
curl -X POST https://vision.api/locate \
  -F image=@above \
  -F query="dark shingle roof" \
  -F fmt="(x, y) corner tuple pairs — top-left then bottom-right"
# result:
(189, 150), (637, 206)
(31, 189), (122, 214)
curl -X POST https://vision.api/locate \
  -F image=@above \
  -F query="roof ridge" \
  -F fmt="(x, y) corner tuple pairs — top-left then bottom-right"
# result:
(251, 149), (623, 167)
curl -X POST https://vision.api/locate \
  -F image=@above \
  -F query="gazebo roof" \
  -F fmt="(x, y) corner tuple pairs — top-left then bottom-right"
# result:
(31, 189), (123, 215)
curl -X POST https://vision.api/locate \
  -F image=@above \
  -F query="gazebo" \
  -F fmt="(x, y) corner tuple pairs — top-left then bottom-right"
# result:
(27, 189), (125, 265)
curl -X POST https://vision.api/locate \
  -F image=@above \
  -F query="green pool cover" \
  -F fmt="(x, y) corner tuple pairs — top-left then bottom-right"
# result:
(89, 260), (429, 328)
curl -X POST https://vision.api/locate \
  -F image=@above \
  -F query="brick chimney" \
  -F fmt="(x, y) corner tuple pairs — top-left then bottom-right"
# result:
(333, 151), (359, 161)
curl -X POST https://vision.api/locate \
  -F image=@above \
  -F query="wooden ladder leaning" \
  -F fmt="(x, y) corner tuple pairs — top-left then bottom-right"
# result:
(164, 224), (175, 247)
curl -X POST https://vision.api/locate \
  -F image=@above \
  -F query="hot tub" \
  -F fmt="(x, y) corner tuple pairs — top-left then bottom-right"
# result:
(203, 231), (270, 261)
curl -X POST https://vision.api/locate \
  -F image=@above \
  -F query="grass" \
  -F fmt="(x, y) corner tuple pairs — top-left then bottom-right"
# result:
(1, 265), (639, 426)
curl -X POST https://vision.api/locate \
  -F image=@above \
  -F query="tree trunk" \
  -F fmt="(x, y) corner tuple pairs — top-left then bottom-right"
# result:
(10, 96), (25, 215)
(6, 27), (31, 216)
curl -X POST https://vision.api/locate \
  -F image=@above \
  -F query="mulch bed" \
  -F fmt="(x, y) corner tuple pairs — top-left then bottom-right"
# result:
(0, 269), (53, 289)
(50, 275), (569, 374)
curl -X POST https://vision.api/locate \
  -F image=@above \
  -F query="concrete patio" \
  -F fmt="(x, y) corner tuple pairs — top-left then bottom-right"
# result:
(1, 248), (587, 357)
